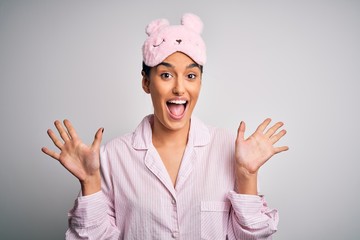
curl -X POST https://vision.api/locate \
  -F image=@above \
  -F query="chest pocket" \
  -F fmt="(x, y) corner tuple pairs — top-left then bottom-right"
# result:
(200, 201), (231, 240)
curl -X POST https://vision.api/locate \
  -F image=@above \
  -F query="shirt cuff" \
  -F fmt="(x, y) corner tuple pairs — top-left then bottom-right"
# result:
(228, 190), (278, 227)
(68, 191), (108, 228)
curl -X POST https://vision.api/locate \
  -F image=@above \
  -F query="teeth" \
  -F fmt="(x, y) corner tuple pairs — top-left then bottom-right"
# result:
(168, 100), (187, 104)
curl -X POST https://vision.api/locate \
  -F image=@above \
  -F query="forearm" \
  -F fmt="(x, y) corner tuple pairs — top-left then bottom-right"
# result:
(235, 166), (258, 195)
(80, 171), (101, 196)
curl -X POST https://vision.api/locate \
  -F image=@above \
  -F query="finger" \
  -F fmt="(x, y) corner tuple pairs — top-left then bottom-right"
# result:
(270, 129), (287, 144)
(54, 120), (70, 142)
(47, 129), (63, 149)
(236, 121), (245, 143)
(274, 145), (289, 153)
(256, 118), (272, 133)
(41, 147), (60, 160)
(265, 121), (284, 138)
(91, 128), (104, 150)
(63, 119), (79, 140)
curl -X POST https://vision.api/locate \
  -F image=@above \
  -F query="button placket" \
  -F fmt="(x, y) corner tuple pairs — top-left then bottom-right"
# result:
(170, 197), (179, 239)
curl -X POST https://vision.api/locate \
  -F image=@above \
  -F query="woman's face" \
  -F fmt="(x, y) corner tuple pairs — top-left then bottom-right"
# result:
(142, 52), (202, 133)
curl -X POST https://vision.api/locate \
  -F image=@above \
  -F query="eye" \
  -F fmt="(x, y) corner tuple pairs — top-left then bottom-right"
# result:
(160, 72), (173, 79)
(187, 73), (197, 80)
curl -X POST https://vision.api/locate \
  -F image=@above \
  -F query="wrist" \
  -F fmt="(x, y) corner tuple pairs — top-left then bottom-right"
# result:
(80, 172), (101, 196)
(235, 166), (258, 195)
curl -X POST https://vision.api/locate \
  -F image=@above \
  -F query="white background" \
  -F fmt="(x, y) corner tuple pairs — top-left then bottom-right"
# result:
(0, 1), (359, 239)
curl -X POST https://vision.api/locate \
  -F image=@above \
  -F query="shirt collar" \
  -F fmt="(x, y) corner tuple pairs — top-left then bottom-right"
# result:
(132, 114), (210, 150)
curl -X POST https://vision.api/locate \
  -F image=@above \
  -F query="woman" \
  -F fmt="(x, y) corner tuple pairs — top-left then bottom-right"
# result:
(42, 13), (288, 239)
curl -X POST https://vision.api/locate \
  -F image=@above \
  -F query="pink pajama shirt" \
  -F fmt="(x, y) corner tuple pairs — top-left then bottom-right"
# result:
(66, 115), (278, 239)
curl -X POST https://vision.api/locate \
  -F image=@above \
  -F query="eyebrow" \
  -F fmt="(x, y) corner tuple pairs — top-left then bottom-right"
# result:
(157, 62), (201, 70)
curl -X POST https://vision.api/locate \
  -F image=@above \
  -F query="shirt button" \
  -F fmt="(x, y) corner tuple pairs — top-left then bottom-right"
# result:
(172, 231), (179, 238)
(171, 199), (176, 205)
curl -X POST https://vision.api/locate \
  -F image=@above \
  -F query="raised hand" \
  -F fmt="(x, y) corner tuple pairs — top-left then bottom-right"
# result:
(235, 118), (288, 175)
(234, 118), (288, 195)
(41, 119), (103, 195)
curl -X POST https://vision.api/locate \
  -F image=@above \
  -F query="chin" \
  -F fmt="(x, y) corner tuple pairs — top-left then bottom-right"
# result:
(156, 111), (192, 132)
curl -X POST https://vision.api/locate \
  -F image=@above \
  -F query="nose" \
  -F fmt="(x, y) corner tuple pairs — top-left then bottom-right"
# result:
(172, 79), (185, 96)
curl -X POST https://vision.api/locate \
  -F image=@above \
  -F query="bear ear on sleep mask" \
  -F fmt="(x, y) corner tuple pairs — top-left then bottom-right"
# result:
(142, 13), (206, 67)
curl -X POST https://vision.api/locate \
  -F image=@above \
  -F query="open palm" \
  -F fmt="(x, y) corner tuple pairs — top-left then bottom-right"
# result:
(42, 119), (103, 182)
(235, 118), (288, 174)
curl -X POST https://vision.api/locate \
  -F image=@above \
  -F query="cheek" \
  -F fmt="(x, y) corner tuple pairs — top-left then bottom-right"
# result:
(149, 86), (165, 107)
(190, 83), (201, 99)
(150, 80), (172, 98)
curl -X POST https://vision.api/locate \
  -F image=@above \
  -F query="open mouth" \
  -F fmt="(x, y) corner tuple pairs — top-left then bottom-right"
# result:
(166, 99), (188, 119)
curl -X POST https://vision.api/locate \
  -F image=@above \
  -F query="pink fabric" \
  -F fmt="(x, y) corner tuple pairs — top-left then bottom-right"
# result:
(142, 13), (206, 67)
(66, 115), (278, 239)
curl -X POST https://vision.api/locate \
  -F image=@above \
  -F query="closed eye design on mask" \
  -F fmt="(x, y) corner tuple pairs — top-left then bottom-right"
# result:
(153, 39), (165, 47)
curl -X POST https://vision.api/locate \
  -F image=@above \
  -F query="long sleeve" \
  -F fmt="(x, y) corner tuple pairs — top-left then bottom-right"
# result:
(65, 192), (120, 239)
(227, 191), (278, 240)
(65, 146), (120, 240)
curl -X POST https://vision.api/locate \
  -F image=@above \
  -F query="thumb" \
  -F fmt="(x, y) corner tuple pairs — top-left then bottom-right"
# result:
(236, 121), (246, 142)
(91, 127), (104, 150)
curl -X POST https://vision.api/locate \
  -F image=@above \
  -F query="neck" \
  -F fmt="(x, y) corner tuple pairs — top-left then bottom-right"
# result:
(151, 117), (190, 148)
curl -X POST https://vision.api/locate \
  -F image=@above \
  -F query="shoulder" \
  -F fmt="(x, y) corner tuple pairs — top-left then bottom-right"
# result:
(101, 115), (153, 152)
(99, 133), (135, 166)
(102, 132), (133, 151)
(206, 123), (236, 144)
(209, 125), (235, 138)
(191, 116), (236, 147)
